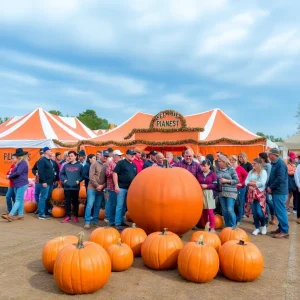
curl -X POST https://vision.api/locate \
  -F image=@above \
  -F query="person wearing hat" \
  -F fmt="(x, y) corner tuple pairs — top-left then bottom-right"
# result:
(143, 150), (157, 169)
(105, 150), (123, 226)
(132, 147), (144, 174)
(37, 147), (56, 220)
(286, 152), (297, 214)
(267, 148), (289, 239)
(84, 150), (109, 229)
(113, 149), (137, 230)
(2, 148), (29, 222)
(60, 151), (84, 223)
(78, 150), (86, 166)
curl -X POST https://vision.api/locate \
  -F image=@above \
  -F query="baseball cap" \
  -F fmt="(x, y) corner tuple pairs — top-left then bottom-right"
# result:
(101, 150), (110, 157)
(268, 148), (280, 156)
(126, 149), (136, 155)
(43, 147), (51, 153)
(113, 150), (123, 156)
(149, 150), (157, 156)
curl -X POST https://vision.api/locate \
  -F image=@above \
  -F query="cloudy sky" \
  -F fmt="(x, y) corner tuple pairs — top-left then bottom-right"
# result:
(0, 0), (299, 138)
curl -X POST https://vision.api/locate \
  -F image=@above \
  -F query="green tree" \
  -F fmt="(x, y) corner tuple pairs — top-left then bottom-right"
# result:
(49, 110), (63, 116)
(77, 109), (110, 130)
(0, 117), (9, 124)
(256, 132), (283, 142)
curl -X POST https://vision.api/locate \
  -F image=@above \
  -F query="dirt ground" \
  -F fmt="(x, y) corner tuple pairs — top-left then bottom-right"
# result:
(0, 197), (299, 300)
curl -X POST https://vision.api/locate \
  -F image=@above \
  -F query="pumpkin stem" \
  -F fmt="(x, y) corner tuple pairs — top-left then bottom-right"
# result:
(197, 235), (204, 245)
(204, 222), (210, 232)
(238, 238), (245, 246)
(163, 159), (170, 168)
(77, 232), (85, 249)
(117, 238), (122, 246)
(104, 219), (110, 228)
(160, 228), (168, 235)
(132, 223), (136, 228)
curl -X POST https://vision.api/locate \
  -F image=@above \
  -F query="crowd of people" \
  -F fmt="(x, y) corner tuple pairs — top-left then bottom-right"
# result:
(2, 145), (299, 239)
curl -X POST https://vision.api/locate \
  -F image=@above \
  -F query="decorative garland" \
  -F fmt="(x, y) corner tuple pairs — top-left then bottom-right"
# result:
(124, 127), (204, 140)
(150, 109), (186, 129)
(53, 136), (266, 149)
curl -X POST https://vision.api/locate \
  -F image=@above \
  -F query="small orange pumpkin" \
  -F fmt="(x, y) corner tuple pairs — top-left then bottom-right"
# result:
(178, 235), (219, 283)
(189, 223), (221, 253)
(53, 232), (111, 294)
(125, 211), (132, 222)
(121, 223), (147, 257)
(51, 186), (65, 202)
(219, 239), (264, 281)
(219, 226), (249, 245)
(141, 228), (183, 270)
(51, 206), (66, 218)
(42, 235), (78, 273)
(89, 221), (121, 250)
(79, 185), (87, 199)
(98, 209), (105, 220)
(78, 203), (85, 217)
(24, 200), (37, 213)
(107, 238), (134, 271)
(214, 214), (224, 229)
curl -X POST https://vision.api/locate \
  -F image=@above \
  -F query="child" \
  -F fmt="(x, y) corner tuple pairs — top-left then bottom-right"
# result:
(24, 178), (35, 201)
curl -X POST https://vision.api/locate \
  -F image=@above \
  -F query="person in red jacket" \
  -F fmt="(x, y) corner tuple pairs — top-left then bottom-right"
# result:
(132, 148), (144, 174)
(229, 155), (248, 226)
(2, 155), (17, 214)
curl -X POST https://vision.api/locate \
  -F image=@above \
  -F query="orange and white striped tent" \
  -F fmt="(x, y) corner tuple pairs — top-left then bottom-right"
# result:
(0, 107), (97, 147)
(86, 108), (265, 159)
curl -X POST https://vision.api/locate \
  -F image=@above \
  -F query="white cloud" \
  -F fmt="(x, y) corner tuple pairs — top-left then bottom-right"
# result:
(0, 70), (39, 85)
(0, 50), (148, 95)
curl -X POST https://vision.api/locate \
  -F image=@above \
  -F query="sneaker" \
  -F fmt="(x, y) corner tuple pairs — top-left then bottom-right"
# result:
(252, 229), (260, 236)
(84, 224), (90, 229)
(236, 222), (241, 227)
(260, 226), (267, 235)
(62, 217), (71, 223)
(293, 210), (297, 215)
(210, 228), (216, 233)
(92, 223), (100, 227)
(287, 211), (291, 215)
(73, 217), (79, 223)
(121, 222), (129, 227)
(38, 215), (50, 220)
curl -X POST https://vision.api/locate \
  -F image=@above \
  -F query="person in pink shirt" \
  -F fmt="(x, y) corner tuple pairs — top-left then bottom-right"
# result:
(132, 147), (144, 174)
(229, 155), (248, 226)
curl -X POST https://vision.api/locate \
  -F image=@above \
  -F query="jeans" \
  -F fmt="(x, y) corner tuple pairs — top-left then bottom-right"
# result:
(10, 185), (28, 216)
(266, 193), (275, 216)
(6, 187), (15, 212)
(84, 189), (103, 224)
(219, 196), (236, 227)
(236, 187), (246, 222)
(106, 190), (117, 225)
(65, 190), (79, 217)
(273, 194), (289, 234)
(34, 183), (41, 204)
(38, 185), (50, 217)
(115, 188), (128, 226)
(251, 201), (266, 229)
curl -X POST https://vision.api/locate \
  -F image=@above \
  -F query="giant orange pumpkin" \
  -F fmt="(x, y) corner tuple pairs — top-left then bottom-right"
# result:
(219, 239), (264, 282)
(178, 235), (219, 283)
(107, 238), (134, 272)
(24, 200), (37, 213)
(141, 228), (183, 270)
(189, 223), (221, 253)
(51, 186), (65, 202)
(219, 226), (249, 245)
(127, 165), (203, 235)
(42, 235), (78, 273)
(54, 232), (111, 294)
(89, 221), (121, 250)
(121, 223), (147, 257)
(51, 206), (66, 218)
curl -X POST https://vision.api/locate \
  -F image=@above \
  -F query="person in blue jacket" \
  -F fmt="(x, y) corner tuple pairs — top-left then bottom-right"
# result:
(267, 148), (289, 239)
